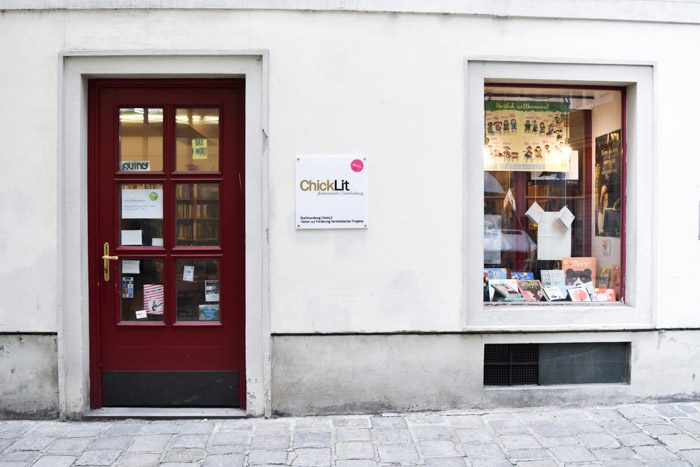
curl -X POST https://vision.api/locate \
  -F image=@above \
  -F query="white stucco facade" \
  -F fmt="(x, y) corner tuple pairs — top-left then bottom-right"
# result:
(0, 1), (699, 418)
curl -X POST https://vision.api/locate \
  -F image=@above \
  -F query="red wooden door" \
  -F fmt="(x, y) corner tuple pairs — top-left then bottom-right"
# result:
(88, 80), (245, 408)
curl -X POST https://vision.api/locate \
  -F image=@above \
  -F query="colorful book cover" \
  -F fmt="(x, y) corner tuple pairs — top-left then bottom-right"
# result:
(543, 287), (567, 301)
(568, 287), (591, 302)
(592, 288), (616, 302)
(483, 272), (490, 302)
(489, 279), (520, 301)
(540, 270), (566, 288)
(488, 279), (520, 301)
(143, 284), (164, 315)
(198, 304), (220, 321)
(611, 264), (621, 299)
(518, 280), (546, 302)
(484, 268), (508, 280)
(510, 271), (534, 280)
(598, 267), (611, 288)
(493, 282), (526, 302)
(561, 257), (596, 286)
(581, 281), (595, 295)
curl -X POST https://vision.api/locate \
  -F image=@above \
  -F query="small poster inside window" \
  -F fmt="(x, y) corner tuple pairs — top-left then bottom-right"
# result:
(484, 100), (571, 172)
(198, 304), (220, 321)
(192, 138), (208, 160)
(205, 280), (220, 302)
(595, 130), (622, 237)
(121, 276), (134, 299)
(183, 265), (195, 282)
(143, 284), (164, 315)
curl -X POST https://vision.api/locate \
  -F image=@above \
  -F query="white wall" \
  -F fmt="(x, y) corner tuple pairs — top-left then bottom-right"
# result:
(0, 8), (699, 336)
(0, 12), (63, 332)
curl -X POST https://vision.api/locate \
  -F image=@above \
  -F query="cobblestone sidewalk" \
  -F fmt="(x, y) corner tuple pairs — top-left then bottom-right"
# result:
(2, 402), (700, 466)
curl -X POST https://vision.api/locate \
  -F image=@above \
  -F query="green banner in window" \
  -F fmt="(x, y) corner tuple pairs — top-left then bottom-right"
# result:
(484, 100), (570, 113)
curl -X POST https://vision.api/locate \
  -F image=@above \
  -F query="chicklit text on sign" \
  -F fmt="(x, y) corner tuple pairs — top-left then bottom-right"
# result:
(295, 156), (368, 229)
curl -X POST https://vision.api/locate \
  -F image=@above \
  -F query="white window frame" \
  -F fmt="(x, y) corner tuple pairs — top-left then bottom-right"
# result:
(463, 59), (656, 331)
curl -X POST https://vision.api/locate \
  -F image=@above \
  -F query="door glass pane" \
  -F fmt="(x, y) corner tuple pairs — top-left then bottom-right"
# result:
(120, 258), (165, 322)
(120, 183), (164, 247)
(119, 108), (164, 172)
(175, 108), (220, 172)
(175, 183), (219, 246)
(176, 258), (220, 322)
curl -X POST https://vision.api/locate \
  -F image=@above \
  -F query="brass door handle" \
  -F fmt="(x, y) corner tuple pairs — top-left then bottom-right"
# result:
(102, 242), (119, 282)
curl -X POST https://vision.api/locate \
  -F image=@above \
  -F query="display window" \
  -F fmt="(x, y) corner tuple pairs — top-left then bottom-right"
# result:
(482, 84), (625, 304)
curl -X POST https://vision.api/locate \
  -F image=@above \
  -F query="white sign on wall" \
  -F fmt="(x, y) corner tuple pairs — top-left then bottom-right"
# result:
(296, 156), (368, 229)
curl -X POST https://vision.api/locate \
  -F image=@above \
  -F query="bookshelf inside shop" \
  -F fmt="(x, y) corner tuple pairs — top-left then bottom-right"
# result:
(175, 184), (220, 246)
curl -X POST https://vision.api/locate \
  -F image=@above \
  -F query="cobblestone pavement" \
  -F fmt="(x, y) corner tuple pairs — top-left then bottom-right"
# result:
(3, 403), (700, 466)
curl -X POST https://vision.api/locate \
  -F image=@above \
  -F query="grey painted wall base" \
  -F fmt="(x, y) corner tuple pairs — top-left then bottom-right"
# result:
(0, 334), (58, 419)
(271, 331), (700, 416)
(3, 330), (699, 418)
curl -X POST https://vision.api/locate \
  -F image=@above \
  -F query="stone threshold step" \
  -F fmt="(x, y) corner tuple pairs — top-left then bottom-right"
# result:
(84, 407), (247, 420)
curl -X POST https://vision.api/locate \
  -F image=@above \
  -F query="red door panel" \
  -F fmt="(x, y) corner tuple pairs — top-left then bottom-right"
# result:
(88, 80), (245, 408)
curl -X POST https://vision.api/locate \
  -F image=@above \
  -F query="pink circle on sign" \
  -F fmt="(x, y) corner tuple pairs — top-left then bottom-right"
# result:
(351, 159), (364, 172)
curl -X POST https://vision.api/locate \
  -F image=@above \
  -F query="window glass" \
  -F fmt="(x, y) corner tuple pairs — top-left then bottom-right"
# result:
(120, 258), (165, 322)
(176, 258), (220, 322)
(120, 183), (164, 247)
(175, 183), (220, 246)
(118, 108), (164, 172)
(175, 108), (220, 172)
(483, 85), (623, 304)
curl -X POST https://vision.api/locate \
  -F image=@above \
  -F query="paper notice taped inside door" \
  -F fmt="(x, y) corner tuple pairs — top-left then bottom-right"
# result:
(205, 280), (220, 302)
(121, 189), (163, 219)
(183, 265), (195, 282)
(121, 230), (143, 246)
(122, 260), (140, 274)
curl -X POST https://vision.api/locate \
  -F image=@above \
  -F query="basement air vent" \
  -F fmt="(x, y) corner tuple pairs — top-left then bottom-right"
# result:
(484, 344), (539, 386)
(484, 342), (631, 386)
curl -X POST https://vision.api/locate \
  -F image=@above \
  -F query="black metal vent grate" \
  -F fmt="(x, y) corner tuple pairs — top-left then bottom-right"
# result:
(484, 344), (539, 386)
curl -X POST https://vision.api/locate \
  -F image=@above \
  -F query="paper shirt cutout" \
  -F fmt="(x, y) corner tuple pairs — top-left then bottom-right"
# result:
(525, 202), (575, 261)
(525, 202), (545, 224)
(557, 205), (575, 228)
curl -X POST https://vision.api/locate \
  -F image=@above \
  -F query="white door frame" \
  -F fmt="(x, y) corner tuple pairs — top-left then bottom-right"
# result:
(58, 52), (271, 418)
